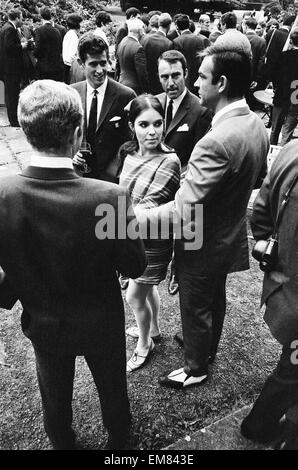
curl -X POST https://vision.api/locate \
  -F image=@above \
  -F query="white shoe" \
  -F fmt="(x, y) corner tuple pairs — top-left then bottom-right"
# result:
(159, 367), (208, 389)
(126, 339), (155, 372)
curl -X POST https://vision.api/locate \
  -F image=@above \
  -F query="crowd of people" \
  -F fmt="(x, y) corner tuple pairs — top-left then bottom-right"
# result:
(0, 3), (298, 451)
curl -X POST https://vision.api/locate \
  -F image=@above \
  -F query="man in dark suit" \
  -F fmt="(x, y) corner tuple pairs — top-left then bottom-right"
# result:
(157, 50), (212, 172)
(72, 33), (136, 181)
(117, 18), (149, 95)
(115, 7), (141, 54)
(0, 79), (146, 450)
(173, 15), (207, 95)
(0, 8), (24, 126)
(241, 141), (298, 450)
(34, 6), (64, 81)
(142, 12), (173, 95)
(136, 45), (269, 388)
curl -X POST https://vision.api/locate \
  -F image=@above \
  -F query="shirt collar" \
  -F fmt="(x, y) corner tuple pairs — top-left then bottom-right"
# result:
(168, 87), (187, 109)
(127, 33), (139, 42)
(212, 98), (247, 127)
(86, 77), (108, 97)
(30, 155), (74, 169)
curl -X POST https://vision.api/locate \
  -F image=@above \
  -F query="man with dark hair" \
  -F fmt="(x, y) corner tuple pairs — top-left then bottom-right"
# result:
(94, 11), (112, 45)
(34, 6), (64, 81)
(173, 14), (208, 94)
(215, 11), (252, 58)
(142, 13), (173, 95)
(136, 45), (269, 389)
(0, 8), (24, 126)
(72, 33), (136, 182)
(115, 7), (141, 53)
(267, 15), (296, 144)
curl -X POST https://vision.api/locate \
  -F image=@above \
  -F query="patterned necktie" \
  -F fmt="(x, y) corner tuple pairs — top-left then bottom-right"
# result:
(87, 90), (98, 146)
(166, 99), (174, 131)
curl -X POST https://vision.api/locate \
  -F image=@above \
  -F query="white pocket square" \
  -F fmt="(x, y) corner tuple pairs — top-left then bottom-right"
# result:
(177, 124), (189, 132)
(109, 116), (121, 122)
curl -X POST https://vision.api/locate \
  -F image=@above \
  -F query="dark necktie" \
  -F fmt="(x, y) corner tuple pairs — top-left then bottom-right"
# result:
(87, 90), (98, 146)
(166, 99), (174, 130)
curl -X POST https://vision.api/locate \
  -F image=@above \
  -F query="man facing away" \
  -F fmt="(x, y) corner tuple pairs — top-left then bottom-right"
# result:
(72, 33), (136, 182)
(136, 45), (269, 389)
(0, 80), (146, 449)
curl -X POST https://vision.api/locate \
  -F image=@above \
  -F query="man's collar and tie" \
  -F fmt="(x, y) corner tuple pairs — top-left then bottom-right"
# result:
(87, 89), (98, 146)
(165, 88), (187, 130)
(85, 78), (108, 144)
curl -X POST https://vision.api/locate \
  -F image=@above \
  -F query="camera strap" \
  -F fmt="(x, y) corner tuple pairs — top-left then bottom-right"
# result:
(273, 171), (298, 238)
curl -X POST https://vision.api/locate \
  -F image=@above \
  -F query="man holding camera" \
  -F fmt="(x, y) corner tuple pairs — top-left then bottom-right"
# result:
(241, 141), (298, 450)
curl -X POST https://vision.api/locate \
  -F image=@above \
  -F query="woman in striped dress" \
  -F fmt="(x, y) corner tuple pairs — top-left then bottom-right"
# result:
(119, 94), (180, 372)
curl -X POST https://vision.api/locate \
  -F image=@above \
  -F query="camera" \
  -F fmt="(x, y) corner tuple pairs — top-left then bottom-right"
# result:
(252, 237), (278, 272)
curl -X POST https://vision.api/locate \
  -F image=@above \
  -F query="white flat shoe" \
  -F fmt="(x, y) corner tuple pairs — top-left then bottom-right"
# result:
(126, 339), (155, 372)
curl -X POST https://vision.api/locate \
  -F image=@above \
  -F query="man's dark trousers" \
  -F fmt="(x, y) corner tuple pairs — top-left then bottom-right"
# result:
(4, 73), (22, 126)
(34, 345), (131, 450)
(176, 248), (227, 375)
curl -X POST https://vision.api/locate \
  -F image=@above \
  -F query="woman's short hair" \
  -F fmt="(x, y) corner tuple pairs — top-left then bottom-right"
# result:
(18, 80), (83, 152)
(78, 33), (109, 63)
(66, 13), (82, 30)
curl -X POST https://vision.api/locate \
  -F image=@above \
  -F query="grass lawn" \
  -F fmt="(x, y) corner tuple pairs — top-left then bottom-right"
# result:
(0, 237), (281, 450)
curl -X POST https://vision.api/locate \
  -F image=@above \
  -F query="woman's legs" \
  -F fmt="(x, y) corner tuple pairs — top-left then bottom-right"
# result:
(126, 280), (153, 353)
(146, 285), (160, 337)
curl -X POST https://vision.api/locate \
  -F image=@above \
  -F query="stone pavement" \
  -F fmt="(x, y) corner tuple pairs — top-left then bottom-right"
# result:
(0, 105), (272, 450)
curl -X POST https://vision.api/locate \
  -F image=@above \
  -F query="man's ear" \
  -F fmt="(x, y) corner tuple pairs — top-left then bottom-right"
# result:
(218, 75), (228, 94)
(184, 67), (189, 80)
(71, 125), (83, 156)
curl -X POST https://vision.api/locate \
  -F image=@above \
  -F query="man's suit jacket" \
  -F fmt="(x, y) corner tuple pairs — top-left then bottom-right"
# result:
(156, 90), (212, 169)
(0, 166), (146, 355)
(251, 141), (298, 346)
(246, 31), (266, 83)
(141, 31), (173, 95)
(266, 27), (289, 86)
(117, 36), (149, 95)
(0, 21), (23, 76)
(71, 78), (136, 180)
(115, 21), (128, 53)
(138, 104), (269, 274)
(53, 23), (67, 40)
(34, 22), (63, 76)
(173, 31), (206, 94)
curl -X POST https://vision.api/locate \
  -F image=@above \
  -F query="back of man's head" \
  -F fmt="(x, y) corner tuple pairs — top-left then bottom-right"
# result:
(148, 10), (162, 19)
(176, 14), (190, 32)
(245, 17), (257, 30)
(290, 27), (298, 47)
(201, 45), (252, 99)
(95, 11), (112, 27)
(127, 18), (144, 35)
(221, 12), (237, 29)
(149, 14), (159, 29)
(159, 12), (172, 30)
(39, 6), (51, 21)
(283, 14), (296, 27)
(8, 8), (22, 21)
(125, 7), (140, 20)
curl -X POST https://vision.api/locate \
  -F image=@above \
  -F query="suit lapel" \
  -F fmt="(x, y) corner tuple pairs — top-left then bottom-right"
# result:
(96, 79), (117, 132)
(166, 92), (190, 136)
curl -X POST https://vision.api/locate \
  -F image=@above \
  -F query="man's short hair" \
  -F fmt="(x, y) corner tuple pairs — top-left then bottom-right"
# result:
(8, 8), (22, 21)
(283, 14), (296, 27)
(159, 49), (187, 75)
(78, 33), (109, 63)
(201, 45), (252, 99)
(95, 11), (112, 27)
(176, 14), (190, 31)
(127, 18), (144, 35)
(159, 12), (172, 29)
(39, 6), (51, 21)
(66, 13), (82, 30)
(18, 80), (83, 152)
(140, 13), (149, 27)
(125, 7), (140, 19)
(149, 14), (159, 29)
(221, 12), (237, 29)
(245, 17), (257, 30)
(148, 10), (162, 19)
(290, 27), (298, 47)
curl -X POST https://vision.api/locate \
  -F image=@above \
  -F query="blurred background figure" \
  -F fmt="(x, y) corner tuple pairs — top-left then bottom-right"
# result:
(62, 13), (82, 84)
(93, 10), (112, 46)
(197, 14), (211, 39)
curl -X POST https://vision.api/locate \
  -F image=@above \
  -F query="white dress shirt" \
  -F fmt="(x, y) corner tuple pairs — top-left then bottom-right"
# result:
(166, 87), (187, 119)
(86, 78), (108, 126)
(30, 155), (73, 169)
(62, 29), (79, 66)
